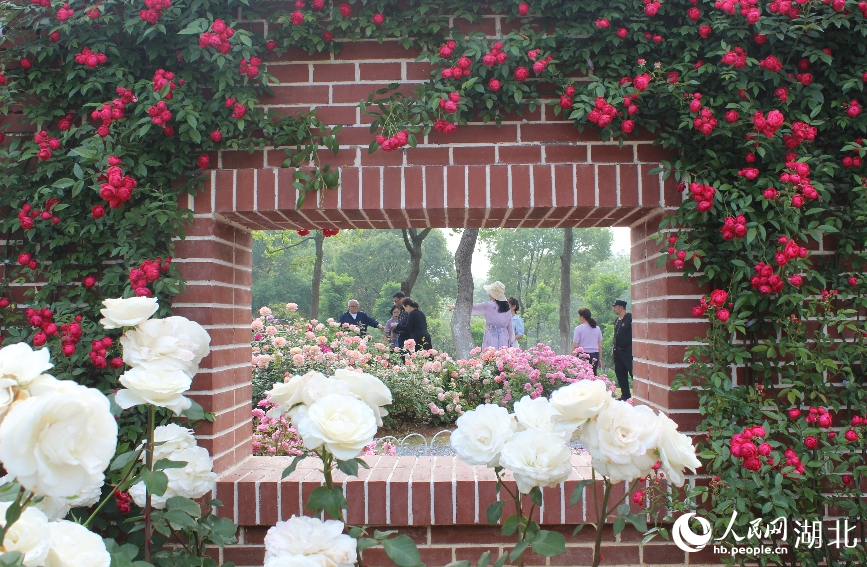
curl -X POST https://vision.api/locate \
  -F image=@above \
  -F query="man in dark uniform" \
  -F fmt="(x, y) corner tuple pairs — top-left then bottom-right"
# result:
(611, 299), (633, 401)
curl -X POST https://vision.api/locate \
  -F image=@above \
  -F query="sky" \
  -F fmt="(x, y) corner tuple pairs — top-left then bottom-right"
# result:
(441, 227), (630, 279)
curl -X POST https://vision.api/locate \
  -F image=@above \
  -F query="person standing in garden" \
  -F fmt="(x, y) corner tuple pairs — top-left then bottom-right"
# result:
(611, 299), (633, 400)
(572, 308), (603, 375)
(394, 297), (432, 350)
(392, 291), (408, 347)
(384, 305), (401, 347)
(508, 297), (525, 349)
(338, 299), (384, 336)
(450, 281), (514, 349)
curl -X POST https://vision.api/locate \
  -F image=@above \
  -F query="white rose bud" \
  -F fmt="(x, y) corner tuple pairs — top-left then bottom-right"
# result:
(450, 404), (516, 467)
(499, 430), (573, 495)
(550, 379), (613, 429)
(580, 400), (660, 484)
(332, 368), (392, 427)
(44, 520), (110, 567)
(115, 366), (192, 415)
(99, 297), (159, 329)
(290, 394), (377, 460)
(0, 503), (51, 567)
(0, 382), (116, 498)
(264, 516), (357, 567)
(120, 316), (210, 377)
(655, 412), (701, 487)
(513, 395), (576, 440)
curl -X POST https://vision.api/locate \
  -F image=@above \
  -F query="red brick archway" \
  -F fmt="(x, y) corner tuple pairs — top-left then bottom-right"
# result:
(171, 36), (709, 474)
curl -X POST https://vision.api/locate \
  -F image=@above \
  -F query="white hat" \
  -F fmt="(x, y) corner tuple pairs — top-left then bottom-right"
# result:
(483, 281), (507, 302)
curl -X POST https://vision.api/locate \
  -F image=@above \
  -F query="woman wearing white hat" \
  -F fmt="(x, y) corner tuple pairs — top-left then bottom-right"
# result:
(450, 281), (515, 350)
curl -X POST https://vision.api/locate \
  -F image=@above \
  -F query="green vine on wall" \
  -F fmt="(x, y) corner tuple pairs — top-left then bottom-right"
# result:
(2, 0), (867, 565)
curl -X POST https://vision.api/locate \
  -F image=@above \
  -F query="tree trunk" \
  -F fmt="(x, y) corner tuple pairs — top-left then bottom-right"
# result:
(451, 228), (478, 359)
(400, 228), (432, 296)
(310, 231), (325, 319)
(559, 228), (573, 355)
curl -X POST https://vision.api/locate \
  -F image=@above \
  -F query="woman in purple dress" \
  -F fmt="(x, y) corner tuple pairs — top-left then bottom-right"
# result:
(472, 281), (515, 349)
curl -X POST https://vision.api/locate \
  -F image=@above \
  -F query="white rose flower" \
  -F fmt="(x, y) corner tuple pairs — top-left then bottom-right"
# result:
(265, 554), (320, 567)
(655, 412), (702, 487)
(266, 371), (352, 417)
(264, 516), (357, 567)
(44, 520), (110, 567)
(148, 423), (196, 459)
(499, 430), (573, 495)
(290, 395), (376, 460)
(0, 382), (116, 498)
(129, 446), (216, 509)
(550, 379), (613, 429)
(0, 502), (51, 567)
(332, 368), (392, 427)
(32, 477), (104, 521)
(580, 400), (660, 483)
(450, 404), (516, 467)
(115, 366), (192, 415)
(120, 316), (210, 377)
(513, 396), (576, 440)
(99, 297), (159, 329)
(0, 343), (56, 422)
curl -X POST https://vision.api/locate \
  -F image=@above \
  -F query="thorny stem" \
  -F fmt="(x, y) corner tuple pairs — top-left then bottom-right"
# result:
(591, 479), (612, 567)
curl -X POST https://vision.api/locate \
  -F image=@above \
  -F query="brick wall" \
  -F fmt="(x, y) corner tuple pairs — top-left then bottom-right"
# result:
(208, 455), (728, 567)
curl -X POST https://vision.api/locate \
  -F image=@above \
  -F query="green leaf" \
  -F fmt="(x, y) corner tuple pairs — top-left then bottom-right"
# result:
(141, 468), (169, 497)
(182, 399), (206, 421)
(52, 178), (74, 189)
(529, 487), (543, 506)
(486, 501), (505, 525)
(626, 514), (648, 533)
(281, 455), (306, 479)
(154, 458), (187, 470)
(382, 535), (423, 567)
(306, 486), (347, 519)
(110, 450), (140, 471)
(509, 540), (529, 561)
(476, 550), (491, 567)
(501, 514), (519, 536)
(164, 509), (197, 529)
(166, 496), (202, 517)
(358, 538), (379, 552)
(530, 530), (567, 556)
(336, 458), (359, 477)
(613, 516), (626, 535)
(569, 480), (594, 507)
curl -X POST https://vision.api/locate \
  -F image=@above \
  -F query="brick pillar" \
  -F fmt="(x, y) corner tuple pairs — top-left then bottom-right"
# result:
(173, 190), (254, 472)
(629, 212), (709, 433)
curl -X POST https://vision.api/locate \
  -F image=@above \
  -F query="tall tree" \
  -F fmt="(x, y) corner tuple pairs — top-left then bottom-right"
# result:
(310, 231), (324, 319)
(400, 228), (433, 295)
(559, 227), (573, 354)
(451, 228), (478, 359)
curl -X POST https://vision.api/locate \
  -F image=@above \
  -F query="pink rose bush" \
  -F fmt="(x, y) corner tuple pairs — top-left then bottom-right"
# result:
(252, 305), (608, 427)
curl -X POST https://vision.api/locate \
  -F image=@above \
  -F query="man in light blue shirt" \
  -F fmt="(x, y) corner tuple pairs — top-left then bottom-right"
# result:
(508, 297), (525, 348)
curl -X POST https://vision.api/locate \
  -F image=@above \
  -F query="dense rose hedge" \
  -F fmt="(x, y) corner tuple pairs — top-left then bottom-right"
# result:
(2, 0), (867, 564)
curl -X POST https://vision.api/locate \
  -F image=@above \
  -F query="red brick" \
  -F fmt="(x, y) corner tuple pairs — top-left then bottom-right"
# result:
(266, 85), (329, 105)
(313, 63), (356, 82)
(407, 147), (450, 166)
(360, 62), (402, 81)
(335, 41), (421, 61)
(268, 63), (310, 83)
(490, 165), (509, 209)
(404, 167), (423, 209)
(453, 17), (497, 36)
(499, 145), (541, 164)
(429, 124), (518, 145)
(511, 165), (531, 209)
(533, 165), (553, 208)
(575, 164), (595, 207)
(453, 146), (496, 166)
(545, 144), (588, 163)
(447, 166), (466, 209)
(406, 61), (434, 80)
(597, 165), (617, 207)
(590, 144), (635, 163)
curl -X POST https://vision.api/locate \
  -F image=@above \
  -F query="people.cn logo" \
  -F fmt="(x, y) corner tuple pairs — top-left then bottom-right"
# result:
(673, 512), (713, 553)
